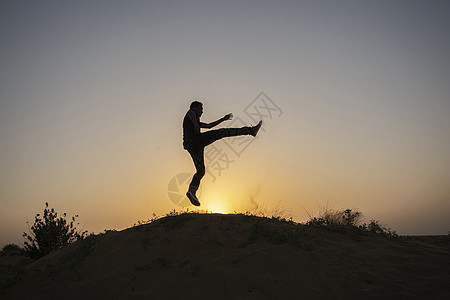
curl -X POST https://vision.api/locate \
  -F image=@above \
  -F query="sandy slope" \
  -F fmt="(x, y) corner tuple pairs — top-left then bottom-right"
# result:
(1, 213), (449, 299)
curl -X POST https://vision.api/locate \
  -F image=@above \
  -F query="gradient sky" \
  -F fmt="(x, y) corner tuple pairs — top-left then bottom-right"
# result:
(1, 0), (450, 245)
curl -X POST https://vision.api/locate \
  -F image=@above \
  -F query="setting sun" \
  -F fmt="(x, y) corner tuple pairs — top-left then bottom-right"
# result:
(204, 195), (229, 214)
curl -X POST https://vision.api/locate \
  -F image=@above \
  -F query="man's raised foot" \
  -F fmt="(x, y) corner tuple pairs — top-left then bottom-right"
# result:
(251, 121), (263, 137)
(186, 190), (200, 206)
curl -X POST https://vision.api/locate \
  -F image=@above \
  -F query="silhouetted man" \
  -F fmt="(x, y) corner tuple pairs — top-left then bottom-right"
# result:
(183, 101), (262, 206)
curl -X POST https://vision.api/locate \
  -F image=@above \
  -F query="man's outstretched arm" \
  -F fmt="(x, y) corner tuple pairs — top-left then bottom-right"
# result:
(200, 113), (233, 129)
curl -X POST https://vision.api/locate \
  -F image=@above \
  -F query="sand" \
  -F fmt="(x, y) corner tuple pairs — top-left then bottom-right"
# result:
(1, 213), (449, 299)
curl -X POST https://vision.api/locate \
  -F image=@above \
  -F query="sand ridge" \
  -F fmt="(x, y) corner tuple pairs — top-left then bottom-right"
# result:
(1, 213), (449, 299)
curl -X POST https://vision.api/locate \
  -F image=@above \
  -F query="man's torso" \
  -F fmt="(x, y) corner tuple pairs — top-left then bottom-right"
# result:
(183, 109), (200, 149)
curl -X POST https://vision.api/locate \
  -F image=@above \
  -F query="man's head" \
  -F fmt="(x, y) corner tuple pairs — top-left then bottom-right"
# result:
(190, 101), (203, 117)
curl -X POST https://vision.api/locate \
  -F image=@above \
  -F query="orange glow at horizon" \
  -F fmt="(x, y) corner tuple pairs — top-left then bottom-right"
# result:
(200, 189), (231, 214)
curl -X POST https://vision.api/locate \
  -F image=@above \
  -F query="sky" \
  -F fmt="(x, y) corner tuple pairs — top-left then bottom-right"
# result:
(1, 0), (449, 245)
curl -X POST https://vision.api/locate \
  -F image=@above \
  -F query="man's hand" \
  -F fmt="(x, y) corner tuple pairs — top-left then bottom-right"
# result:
(223, 113), (233, 121)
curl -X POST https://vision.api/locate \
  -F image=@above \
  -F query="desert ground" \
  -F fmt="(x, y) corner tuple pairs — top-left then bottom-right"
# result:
(1, 213), (449, 299)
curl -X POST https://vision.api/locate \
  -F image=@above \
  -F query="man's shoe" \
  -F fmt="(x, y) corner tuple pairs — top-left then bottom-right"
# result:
(186, 190), (200, 206)
(250, 121), (263, 137)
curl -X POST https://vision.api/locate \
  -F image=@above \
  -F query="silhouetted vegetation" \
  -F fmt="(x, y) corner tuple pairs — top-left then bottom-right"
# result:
(22, 202), (87, 258)
(307, 208), (362, 227)
(306, 208), (397, 237)
(361, 220), (398, 236)
(0, 244), (24, 256)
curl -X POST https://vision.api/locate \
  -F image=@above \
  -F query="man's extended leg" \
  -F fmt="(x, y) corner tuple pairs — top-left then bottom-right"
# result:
(200, 123), (261, 148)
(186, 147), (205, 206)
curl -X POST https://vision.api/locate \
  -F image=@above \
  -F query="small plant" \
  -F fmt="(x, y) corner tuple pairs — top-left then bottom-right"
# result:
(306, 208), (362, 227)
(23, 202), (87, 258)
(363, 220), (397, 237)
(306, 207), (397, 238)
(0, 244), (24, 256)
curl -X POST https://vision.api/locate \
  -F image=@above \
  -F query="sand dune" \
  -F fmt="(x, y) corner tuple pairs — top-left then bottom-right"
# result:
(1, 213), (449, 299)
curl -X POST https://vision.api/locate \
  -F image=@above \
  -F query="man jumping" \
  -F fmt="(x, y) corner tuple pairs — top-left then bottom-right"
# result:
(183, 101), (262, 206)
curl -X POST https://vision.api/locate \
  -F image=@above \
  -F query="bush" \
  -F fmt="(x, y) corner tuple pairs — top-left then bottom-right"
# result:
(23, 203), (87, 258)
(363, 220), (397, 237)
(306, 208), (397, 237)
(306, 209), (362, 227)
(0, 244), (24, 256)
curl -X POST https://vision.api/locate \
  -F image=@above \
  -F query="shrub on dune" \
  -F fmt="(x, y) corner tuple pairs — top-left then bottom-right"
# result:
(23, 202), (87, 258)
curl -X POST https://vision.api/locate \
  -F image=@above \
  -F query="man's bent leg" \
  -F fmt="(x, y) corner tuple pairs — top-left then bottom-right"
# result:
(188, 148), (205, 194)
